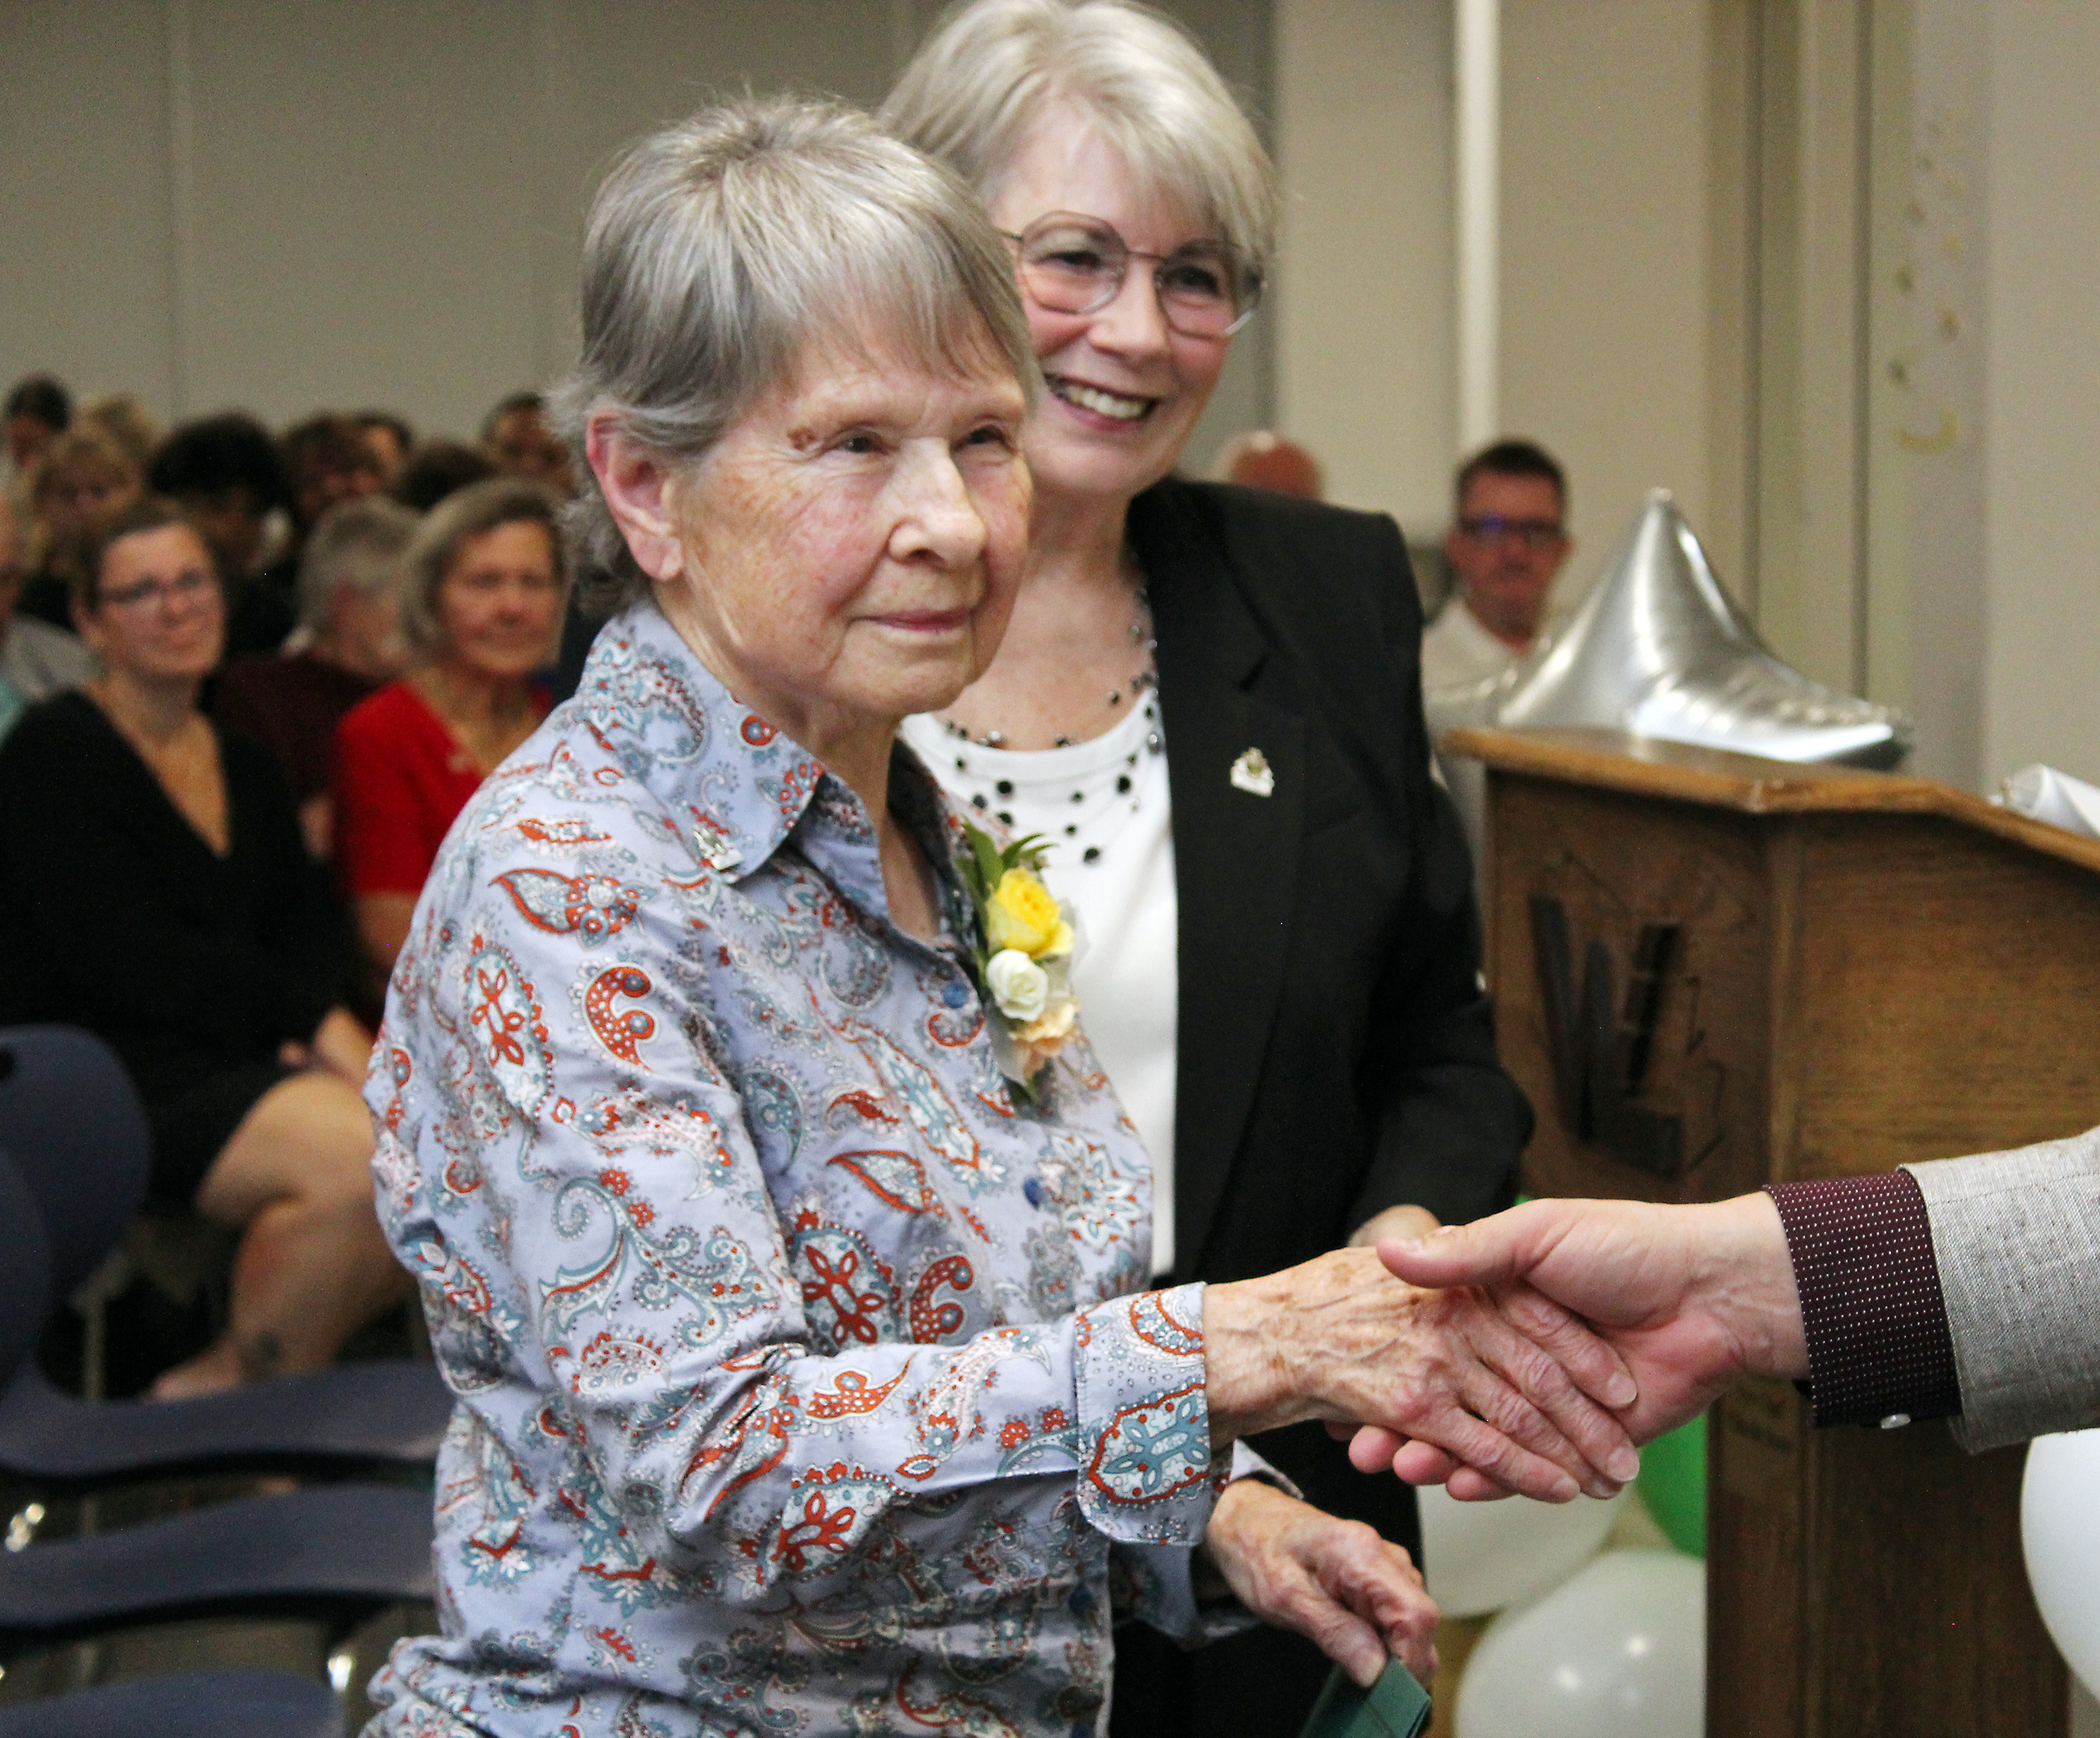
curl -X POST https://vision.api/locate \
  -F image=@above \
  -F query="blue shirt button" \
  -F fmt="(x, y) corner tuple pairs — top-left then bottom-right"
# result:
(942, 980), (969, 1008)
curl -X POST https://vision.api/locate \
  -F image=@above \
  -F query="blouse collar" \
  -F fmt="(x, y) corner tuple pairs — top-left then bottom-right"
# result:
(568, 600), (955, 930)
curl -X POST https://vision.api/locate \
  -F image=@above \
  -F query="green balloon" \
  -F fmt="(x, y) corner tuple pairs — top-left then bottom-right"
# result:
(1636, 1410), (1707, 1557)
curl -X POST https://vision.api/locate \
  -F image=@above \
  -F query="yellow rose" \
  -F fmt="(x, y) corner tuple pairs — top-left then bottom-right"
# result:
(986, 869), (1074, 959)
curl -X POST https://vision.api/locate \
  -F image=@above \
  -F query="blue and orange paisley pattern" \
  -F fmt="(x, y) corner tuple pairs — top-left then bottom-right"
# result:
(365, 603), (1240, 1737)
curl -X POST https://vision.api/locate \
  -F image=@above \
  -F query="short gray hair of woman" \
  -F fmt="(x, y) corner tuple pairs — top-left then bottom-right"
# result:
(398, 476), (568, 659)
(550, 96), (1037, 617)
(295, 494), (419, 636)
(880, 0), (1278, 271)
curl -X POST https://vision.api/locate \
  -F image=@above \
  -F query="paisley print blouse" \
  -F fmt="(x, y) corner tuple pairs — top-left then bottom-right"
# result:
(365, 602), (1238, 1737)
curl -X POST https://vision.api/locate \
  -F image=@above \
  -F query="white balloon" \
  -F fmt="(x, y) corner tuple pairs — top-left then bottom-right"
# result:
(1456, 1550), (1704, 1738)
(1418, 1481), (1625, 1617)
(2022, 1429), (2100, 1694)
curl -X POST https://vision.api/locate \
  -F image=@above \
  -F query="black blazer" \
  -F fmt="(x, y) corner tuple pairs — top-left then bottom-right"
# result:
(1131, 476), (1532, 1532)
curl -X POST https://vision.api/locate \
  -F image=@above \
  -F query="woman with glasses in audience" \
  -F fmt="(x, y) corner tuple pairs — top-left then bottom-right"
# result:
(332, 477), (566, 999)
(0, 498), (405, 1396)
(883, 5), (1532, 1730)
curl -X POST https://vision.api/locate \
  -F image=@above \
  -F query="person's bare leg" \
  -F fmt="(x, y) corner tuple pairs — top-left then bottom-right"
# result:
(150, 1071), (405, 1399)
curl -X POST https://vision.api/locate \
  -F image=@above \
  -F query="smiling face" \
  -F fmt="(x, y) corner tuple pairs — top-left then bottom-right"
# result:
(648, 336), (1030, 763)
(985, 118), (1231, 512)
(434, 519), (566, 683)
(77, 522), (225, 685)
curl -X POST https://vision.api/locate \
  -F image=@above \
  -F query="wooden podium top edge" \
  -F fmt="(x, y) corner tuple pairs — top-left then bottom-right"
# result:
(1441, 726), (2100, 874)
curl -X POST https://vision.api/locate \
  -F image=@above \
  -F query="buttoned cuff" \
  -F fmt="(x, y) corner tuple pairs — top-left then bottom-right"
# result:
(1766, 1173), (1962, 1429)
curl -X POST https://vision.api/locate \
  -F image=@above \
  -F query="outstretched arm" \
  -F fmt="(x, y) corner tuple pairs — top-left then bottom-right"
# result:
(1364, 1194), (1808, 1497)
(1203, 1244), (1642, 1504)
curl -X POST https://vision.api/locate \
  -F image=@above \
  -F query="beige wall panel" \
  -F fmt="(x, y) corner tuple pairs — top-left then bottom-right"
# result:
(1, 0), (1273, 454)
(178, 3), (540, 434)
(1499, 0), (1714, 590)
(1980, 0), (2100, 785)
(1274, 0), (1453, 535)
(0, 0), (179, 415)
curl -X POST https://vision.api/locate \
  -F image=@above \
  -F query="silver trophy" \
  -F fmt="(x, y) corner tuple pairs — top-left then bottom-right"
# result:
(1429, 489), (1912, 862)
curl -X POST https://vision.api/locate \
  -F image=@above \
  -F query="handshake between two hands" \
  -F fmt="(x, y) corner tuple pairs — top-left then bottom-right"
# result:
(1195, 1192), (1809, 1688)
(1332, 1191), (1810, 1503)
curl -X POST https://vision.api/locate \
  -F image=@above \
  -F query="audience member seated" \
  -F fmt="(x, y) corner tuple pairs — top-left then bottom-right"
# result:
(17, 423), (145, 629)
(1217, 428), (1324, 499)
(356, 410), (414, 488)
(481, 390), (574, 494)
(1422, 437), (1574, 692)
(249, 413), (388, 658)
(215, 495), (418, 860)
(335, 477), (566, 996)
(0, 491), (94, 740)
(150, 412), (298, 653)
(4, 374), (69, 476)
(0, 498), (404, 1397)
(390, 437), (496, 513)
(80, 392), (161, 472)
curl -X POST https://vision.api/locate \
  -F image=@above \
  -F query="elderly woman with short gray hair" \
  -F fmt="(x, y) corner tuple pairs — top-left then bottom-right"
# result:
(332, 475), (566, 990)
(363, 97), (1637, 1738)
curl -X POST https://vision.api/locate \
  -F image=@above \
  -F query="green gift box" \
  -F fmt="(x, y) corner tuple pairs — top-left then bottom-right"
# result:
(1297, 1662), (1432, 1738)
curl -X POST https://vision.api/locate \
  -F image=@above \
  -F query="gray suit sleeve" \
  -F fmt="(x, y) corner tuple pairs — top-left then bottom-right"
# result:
(1903, 1126), (2100, 1452)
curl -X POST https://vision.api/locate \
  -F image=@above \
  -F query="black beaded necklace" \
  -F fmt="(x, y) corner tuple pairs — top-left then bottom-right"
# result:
(935, 589), (1156, 752)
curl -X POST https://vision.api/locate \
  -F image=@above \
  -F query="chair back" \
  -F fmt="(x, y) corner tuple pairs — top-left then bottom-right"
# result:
(0, 1028), (150, 1303)
(0, 1154), (53, 1384)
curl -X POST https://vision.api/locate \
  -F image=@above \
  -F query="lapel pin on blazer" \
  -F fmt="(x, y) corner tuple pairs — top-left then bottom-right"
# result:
(1229, 747), (1275, 798)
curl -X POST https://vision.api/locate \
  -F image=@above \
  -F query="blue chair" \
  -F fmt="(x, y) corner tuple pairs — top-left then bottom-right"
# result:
(0, 1669), (343, 1738)
(0, 1025), (450, 1483)
(0, 1030), (442, 1725)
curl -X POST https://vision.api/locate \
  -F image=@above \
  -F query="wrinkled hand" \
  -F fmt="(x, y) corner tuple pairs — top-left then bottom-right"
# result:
(1201, 1478), (1438, 1686)
(1354, 1193), (1807, 1499)
(1203, 1246), (1639, 1504)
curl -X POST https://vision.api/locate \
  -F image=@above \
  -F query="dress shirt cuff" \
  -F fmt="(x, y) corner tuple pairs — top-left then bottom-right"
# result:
(1766, 1172), (1962, 1429)
(1073, 1284), (1230, 1547)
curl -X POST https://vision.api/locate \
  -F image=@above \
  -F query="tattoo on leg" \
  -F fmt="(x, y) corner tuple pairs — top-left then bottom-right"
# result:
(239, 1332), (285, 1382)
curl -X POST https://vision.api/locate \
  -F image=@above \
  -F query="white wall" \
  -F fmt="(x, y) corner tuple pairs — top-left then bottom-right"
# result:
(0, 0), (1270, 452)
(1499, 0), (1721, 573)
(1979, 0), (2100, 786)
(1274, 0), (1453, 534)
(1273, 0), (1732, 605)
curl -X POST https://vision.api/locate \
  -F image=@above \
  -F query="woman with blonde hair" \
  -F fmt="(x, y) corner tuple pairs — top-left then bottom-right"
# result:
(883, 6), (1532, 1729)
(16, 421), (143, 628)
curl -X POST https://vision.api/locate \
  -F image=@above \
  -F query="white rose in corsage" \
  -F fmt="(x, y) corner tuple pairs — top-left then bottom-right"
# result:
(955, 820), (1082, 1100)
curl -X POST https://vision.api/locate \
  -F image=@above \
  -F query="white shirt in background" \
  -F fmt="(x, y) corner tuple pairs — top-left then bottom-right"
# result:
(902, 699), (1180, 1276)
(1421, 594), (1530, 693)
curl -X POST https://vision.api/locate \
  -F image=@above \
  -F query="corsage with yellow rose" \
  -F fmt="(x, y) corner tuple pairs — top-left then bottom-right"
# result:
(954, 820), (1081, 1100)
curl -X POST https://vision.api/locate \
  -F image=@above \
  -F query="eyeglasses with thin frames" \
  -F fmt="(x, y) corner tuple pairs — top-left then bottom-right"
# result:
(1457, 514), (1566, 551)
(98, 568), (217, 612)
(1000, 211), (1264, 339)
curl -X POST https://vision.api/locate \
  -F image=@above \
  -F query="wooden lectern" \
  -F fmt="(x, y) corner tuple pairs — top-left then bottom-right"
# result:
(1444, 727), (2100, 1737)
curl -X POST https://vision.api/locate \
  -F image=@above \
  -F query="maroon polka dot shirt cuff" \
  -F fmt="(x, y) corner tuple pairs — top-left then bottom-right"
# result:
(1765, 1172), (1962, 1429)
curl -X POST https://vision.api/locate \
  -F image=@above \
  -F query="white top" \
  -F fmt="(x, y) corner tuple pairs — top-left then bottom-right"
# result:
(1422, 594), (1527, 693)
(0, 616), (95, 702)
(902, 698), (1181, 1275)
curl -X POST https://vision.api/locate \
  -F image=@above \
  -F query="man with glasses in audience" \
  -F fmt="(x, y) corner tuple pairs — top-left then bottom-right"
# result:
(1422, 438), (1572, 692)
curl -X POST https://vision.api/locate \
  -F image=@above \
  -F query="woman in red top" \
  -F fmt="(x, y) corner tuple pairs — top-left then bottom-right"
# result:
(335, 477), (568, 997)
